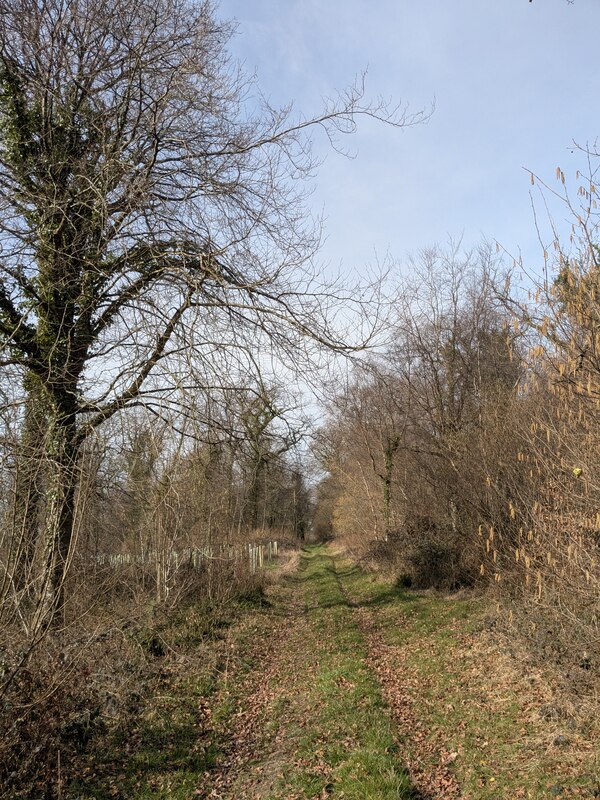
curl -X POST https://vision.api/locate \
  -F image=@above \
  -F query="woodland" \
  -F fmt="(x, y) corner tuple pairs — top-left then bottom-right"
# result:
(0, 0), (599, 798)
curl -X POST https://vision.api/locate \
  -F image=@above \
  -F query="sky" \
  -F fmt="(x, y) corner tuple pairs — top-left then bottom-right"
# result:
(216, 0), (600, 280)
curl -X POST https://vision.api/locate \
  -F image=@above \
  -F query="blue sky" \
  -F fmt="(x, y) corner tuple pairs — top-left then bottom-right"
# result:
(217, 0), (600, 280)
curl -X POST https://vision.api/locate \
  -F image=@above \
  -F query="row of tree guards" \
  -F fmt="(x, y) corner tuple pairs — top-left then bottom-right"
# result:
(93, 541), (280, 574)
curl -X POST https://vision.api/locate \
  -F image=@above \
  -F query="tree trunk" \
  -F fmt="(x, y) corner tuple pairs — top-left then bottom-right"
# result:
(10, 380), (46, 602)
(248, 458), (266, 531)
(381, 437), (400, 542)
(32, 394), (79, 631)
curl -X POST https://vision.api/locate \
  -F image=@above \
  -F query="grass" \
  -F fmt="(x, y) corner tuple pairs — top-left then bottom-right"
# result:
(68, 680), (221, 799)
(259, 546), (417, 799)
(66, 595), (258, 800)
(66, 544), (600, 799)
(335, 551), (600, 799)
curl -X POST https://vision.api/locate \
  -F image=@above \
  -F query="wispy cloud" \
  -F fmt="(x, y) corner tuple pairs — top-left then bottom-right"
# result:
(219, 0), (600, 272)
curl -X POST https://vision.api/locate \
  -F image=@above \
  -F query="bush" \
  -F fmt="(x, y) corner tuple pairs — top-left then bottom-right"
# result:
(406, 535), (475, 591)
(0, 644), (103, 799)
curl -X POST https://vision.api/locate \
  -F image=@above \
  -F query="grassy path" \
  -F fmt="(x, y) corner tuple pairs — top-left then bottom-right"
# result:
(201, 545), (600, 800)
(69, 545), (600, 799)
(200, 545), (418, 799)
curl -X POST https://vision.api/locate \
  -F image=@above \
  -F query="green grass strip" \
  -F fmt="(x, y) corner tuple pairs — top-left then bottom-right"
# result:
(264, 545), (418, 799)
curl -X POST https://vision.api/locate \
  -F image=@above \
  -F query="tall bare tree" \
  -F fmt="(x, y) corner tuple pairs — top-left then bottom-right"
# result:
(0, 0), (425, 629)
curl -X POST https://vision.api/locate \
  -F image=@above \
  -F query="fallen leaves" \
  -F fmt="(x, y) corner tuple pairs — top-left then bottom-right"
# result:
(159, 547), (600, 799)
(354, 607), (463, 799)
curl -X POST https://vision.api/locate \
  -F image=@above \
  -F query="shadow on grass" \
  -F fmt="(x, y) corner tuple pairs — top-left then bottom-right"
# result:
(286, 549), (427, 613)
(359, 582), (427, 608)
(68, 711), (221, 800)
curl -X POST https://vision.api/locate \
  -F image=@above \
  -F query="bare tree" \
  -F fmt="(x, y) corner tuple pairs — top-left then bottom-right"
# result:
(0, 0), (425, 628)
(323, 367), (410, 543)
(319, 243), (525, 586)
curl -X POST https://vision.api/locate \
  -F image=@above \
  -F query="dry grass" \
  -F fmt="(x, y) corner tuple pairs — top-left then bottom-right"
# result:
(269, 546), (302, 578)
(0, 551), (274, 799)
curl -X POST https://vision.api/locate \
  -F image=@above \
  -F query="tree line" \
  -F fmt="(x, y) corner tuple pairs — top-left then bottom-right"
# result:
(0, 0), (422, 640)
(315, 217), (600, 665)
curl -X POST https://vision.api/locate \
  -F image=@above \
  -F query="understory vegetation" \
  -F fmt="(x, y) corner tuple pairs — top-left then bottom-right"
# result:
(0, 413), (306, 797)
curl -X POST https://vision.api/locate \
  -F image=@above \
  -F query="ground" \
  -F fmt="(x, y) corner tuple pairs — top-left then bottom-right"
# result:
(69, 545), (600, 800)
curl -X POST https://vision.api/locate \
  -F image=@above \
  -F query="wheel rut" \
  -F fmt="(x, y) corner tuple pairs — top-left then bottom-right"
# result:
(198, 546), (460, 799)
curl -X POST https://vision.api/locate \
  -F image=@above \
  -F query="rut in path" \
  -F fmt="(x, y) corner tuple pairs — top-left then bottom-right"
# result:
(198, 546), (462, 800)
